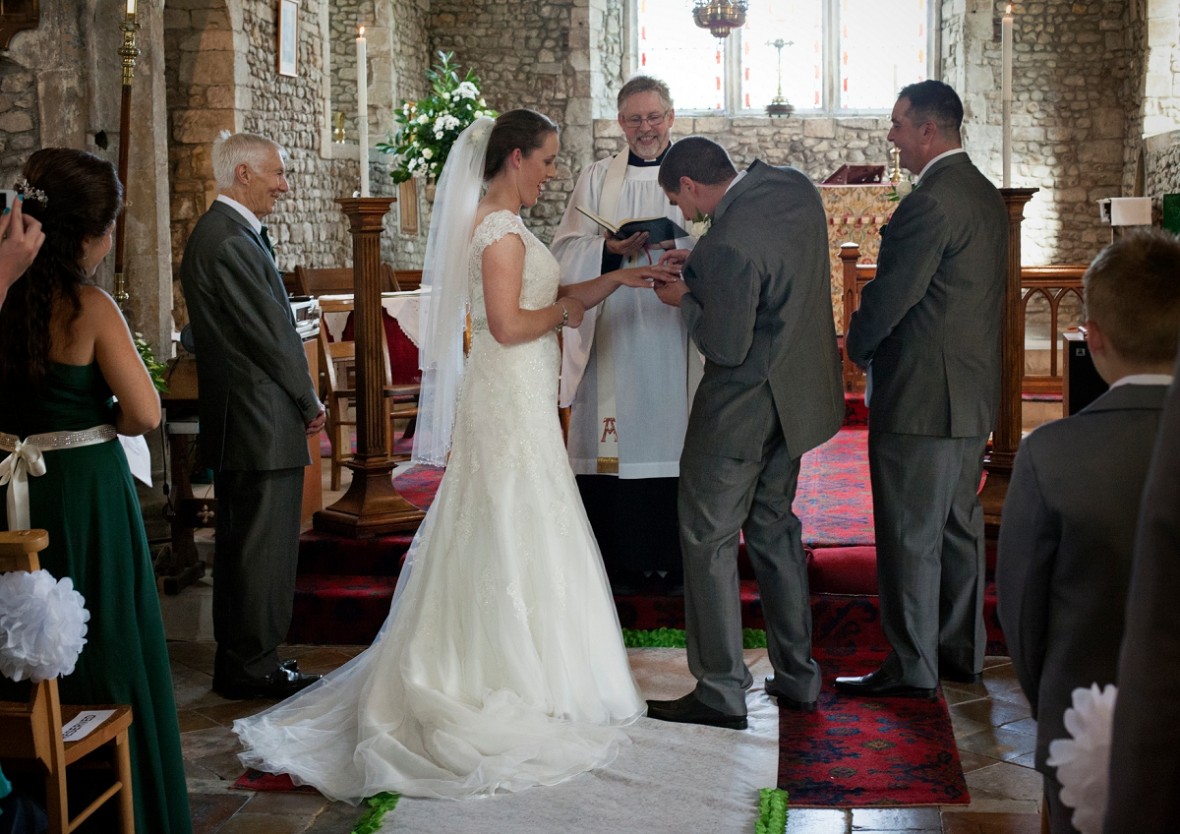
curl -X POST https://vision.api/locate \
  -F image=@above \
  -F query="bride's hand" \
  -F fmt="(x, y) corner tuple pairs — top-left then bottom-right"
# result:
(559, 297), (586, 328)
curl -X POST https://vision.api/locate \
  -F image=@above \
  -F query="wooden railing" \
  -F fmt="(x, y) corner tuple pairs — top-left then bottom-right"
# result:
(838, 242), (1086, 396)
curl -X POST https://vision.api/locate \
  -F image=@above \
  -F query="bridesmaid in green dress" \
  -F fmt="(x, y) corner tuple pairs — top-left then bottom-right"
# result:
(0, 149), (192, 833)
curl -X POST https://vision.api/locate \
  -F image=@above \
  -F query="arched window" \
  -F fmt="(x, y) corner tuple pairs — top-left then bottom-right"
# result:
(633, 0), (933, 115)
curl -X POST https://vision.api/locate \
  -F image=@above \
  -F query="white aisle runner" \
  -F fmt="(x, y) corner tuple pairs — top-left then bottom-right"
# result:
(380, 649), (780, 833)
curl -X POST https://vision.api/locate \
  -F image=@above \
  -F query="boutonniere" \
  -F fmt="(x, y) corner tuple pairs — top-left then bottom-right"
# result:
(688, 212), (712, 239)
(888, 179), (914, 202)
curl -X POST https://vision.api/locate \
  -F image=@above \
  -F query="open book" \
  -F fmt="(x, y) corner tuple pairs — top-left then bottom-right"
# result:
(576, 206), (688, 245)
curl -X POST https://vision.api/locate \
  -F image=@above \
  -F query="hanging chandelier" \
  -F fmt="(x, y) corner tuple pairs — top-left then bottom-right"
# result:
(765, 38), (794, 118)
(692, 0), (748, 40)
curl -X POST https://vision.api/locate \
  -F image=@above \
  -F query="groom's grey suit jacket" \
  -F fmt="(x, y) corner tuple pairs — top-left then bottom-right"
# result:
(680, 160), (843, 461)
(179, 200), (319, 471)
(846, 152), (1008, 438)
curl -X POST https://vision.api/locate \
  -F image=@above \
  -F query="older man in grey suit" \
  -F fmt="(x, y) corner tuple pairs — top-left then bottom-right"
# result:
(180, 132), (325, 700)
(837, 81), (1007, 699)
(645, 137), (843, 728)
(996, 231), (1180, 834)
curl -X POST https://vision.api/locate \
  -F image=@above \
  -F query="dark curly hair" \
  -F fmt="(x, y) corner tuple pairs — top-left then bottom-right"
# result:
(0, 149), (123, 390)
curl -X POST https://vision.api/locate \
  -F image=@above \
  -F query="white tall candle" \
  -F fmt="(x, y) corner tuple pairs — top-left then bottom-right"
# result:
(126, 0), (136, 16)
(357, 26), (370, 197)
(1002, 5), (1013, 187)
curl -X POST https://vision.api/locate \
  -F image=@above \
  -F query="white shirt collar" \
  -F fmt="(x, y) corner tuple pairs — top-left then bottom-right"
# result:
(216, 194), (263, 234)
(725, 169), (748, 193)
(914, 147), (967, 185)
(1109, 374), (1175, 390)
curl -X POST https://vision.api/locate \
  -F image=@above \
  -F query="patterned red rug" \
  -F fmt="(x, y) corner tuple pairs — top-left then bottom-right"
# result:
(796, 429), (874, 547)
(778, 646), (969, 807)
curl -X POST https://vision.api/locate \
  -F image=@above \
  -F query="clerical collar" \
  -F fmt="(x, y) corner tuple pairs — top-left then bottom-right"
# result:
(628, 145), (671, 167)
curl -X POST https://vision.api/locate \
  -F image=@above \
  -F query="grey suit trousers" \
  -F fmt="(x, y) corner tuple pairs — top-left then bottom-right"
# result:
(212, 467), (304, 685)
(868, 430), (989, 688)
(679, 426), (820, 715)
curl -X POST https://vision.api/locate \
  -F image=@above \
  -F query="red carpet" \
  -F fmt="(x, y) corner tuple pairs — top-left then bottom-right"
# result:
(778, 647), (970, 807)
(292, 404), (1007, 655)
(232, 770), (319, 794)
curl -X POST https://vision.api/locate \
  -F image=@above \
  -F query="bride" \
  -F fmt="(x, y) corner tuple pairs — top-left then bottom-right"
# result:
(233, 109), (658, 802)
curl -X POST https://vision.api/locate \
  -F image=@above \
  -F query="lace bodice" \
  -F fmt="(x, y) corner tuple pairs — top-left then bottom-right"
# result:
(467, 210), (560, 336)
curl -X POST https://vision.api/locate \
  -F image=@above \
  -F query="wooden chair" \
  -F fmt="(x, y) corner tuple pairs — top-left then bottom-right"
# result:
(0, 529), (135, 834)
(317, 299), (419, 490)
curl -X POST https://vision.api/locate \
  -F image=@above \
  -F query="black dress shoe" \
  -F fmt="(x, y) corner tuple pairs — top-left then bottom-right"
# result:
(940, 669), (983, 684)
(764, 677), (818, 712)
(833, 669), (936, 699)
(646, 693), (748, 730)
(213, 663), (322, 700)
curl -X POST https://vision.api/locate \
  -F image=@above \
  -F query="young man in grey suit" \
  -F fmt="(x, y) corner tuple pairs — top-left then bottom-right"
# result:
(180, 132), (325, 700)
(1104, 323), (1180, 834)
(996, 231), (1180, 834)
(646, 136), (844, 728)
(838, 80), (1008, 699)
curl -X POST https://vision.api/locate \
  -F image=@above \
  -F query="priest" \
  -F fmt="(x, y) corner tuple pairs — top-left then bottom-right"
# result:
(551, 76), (701, 594)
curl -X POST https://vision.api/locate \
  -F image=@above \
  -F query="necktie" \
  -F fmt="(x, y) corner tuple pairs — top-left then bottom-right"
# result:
(259, 225), (276, 260)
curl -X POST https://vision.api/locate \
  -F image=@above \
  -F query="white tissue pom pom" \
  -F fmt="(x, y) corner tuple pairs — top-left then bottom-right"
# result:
(0, 570), (89, 683)
(1046, 683), (1117, 834)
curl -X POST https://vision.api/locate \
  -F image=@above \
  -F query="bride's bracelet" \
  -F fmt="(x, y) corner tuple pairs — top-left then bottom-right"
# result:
(554, 301), (569, 332)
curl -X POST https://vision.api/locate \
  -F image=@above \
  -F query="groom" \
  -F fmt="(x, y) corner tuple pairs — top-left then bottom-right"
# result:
(647, 137), (843, 728)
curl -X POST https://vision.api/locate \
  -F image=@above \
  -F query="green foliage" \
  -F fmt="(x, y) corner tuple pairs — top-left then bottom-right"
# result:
(377, 52), (496, 183)
(351, 791), (400, 834)
(754, 787), (789, 834)
(622, 628), (768, 649)
(134, 332), (168, 394)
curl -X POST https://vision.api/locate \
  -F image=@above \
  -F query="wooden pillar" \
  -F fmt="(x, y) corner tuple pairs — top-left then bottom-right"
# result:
(981, 187), (1038, 535)
(314, 198), (425, 536)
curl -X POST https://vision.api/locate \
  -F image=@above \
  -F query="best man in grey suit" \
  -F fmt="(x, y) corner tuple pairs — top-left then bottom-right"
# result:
(838, 80), (1008, 699)
(997, 231), (1180, 834)
(180, 132), (325, 700)
(645, 137), (844, 728)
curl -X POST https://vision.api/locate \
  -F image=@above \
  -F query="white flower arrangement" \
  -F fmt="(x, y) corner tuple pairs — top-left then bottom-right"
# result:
(378, 52), (497, 184)
(0, 569), (89, 682)
(890, 179), (914, 201)
(1046, 683), (1118, 834)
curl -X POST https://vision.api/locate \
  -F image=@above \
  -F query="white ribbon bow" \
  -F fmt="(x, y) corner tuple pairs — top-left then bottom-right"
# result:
(0, 438), (47, 530)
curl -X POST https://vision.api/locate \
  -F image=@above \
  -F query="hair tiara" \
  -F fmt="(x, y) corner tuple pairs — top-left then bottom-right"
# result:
(14, 176), (48, 206)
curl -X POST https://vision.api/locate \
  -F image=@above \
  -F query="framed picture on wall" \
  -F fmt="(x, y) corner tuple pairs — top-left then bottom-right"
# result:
(277, 0), (298, 77)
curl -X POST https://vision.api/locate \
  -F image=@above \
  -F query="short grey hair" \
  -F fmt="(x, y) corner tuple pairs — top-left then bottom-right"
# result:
(212, 131), (287, 190)
(618, 76), (673, 112)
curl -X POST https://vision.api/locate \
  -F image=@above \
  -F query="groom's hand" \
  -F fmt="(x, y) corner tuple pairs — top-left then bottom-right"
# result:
(654, 275), (689, 307)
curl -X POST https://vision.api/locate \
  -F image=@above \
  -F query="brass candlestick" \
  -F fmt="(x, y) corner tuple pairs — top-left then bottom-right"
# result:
(765, 38), (795, 118)
(113, 4), (140, 310)
(888, 146), (902, 184)
(333, 111), (347, 144)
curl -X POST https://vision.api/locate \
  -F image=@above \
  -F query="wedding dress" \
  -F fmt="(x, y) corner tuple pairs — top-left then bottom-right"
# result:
(234, 209), (645, 802)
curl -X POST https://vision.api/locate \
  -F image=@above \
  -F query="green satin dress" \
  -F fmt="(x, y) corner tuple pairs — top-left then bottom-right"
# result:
(0, 362), (191, 834)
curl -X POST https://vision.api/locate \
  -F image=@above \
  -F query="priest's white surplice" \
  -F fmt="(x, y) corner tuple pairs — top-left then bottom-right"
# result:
(551, 154), (702, 478)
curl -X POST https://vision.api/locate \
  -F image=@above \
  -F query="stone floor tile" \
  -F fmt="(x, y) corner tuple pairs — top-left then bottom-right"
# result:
(785, 807), (849, 833)
(851, 805), (943, 830)
(963, 761), (1043, 803)
(939, 809), (1043, 833)
(211, 812), (311, 834)
(956, 725), (1037, 764)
